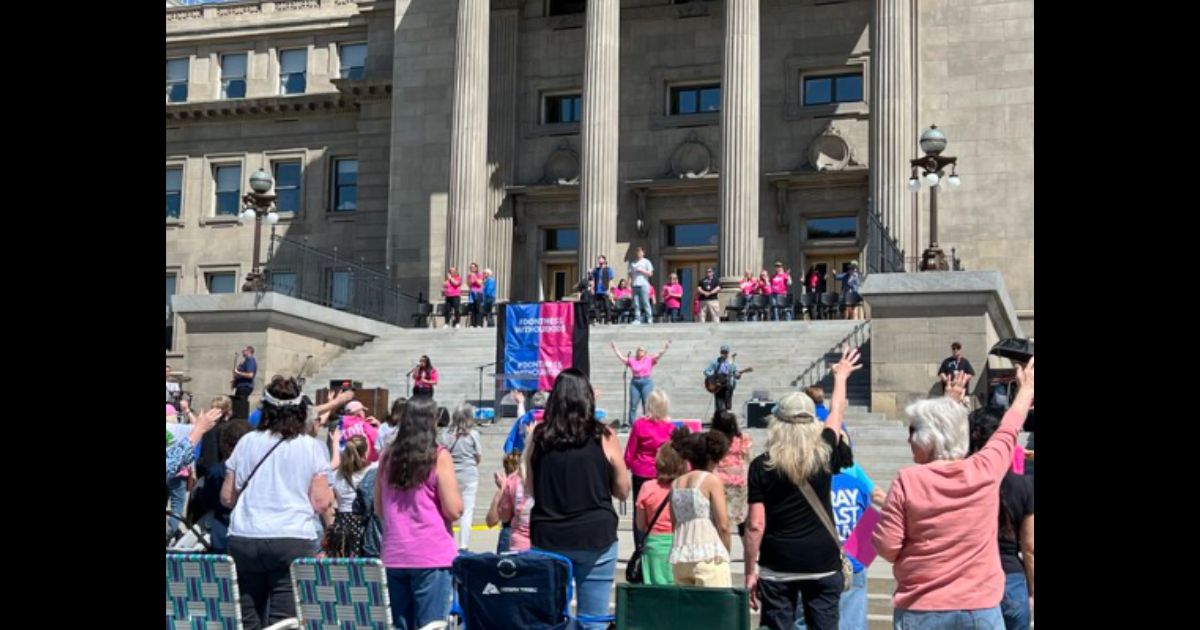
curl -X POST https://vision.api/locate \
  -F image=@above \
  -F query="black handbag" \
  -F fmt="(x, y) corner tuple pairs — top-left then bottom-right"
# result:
(625, 493), (671, 584)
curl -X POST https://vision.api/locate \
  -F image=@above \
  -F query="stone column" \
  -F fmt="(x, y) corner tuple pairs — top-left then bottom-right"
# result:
(485, 5), (518, 300)
(868, 0), (916, 264)
(718, 0), (761, 302)
(445, 0), (489, 274)
(577, 0), (620, 278)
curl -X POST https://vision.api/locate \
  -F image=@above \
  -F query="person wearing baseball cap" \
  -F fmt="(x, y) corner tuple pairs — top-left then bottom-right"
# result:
(704, 345), (742, 413)
(744, 346), (861, 628)
(339, 400), (381, 463)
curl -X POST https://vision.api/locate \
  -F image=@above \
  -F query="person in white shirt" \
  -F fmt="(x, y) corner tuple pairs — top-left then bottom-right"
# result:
(629, 246), (655, 325)
(166, 364), (181, 405)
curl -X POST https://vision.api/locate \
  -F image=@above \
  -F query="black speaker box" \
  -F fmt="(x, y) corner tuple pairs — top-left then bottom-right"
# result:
(746, 400), (774, 428)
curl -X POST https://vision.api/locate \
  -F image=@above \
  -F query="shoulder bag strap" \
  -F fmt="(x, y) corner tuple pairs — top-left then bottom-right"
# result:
(798, 480), (842, 552)
(233, 438), (286, 508)
(636, 491), (673, 549)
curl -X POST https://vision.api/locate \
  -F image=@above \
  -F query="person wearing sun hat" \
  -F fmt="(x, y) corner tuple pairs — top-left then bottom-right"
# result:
(744, 347), (861, 629)
(834, 261), (863, 320)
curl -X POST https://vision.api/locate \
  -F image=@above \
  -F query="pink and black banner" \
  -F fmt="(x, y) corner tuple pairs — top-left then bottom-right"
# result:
(496, 302), (590, 392)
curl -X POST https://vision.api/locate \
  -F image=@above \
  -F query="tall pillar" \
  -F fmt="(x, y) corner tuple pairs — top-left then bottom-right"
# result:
(445, 0), (489, 274)
(577, 0), (620, 279)
(718, 0), (761, 300)
(486, 5), (518, 300)
(869, 0), (916, 264)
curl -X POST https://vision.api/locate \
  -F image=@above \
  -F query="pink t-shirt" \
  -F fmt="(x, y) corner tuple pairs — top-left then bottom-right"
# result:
(497, 473), (533, 552)
(624, 419), (679, 480)
(1011, 444), (1025, 475)
(715, 434), (752, 487)
(340, 415), (381, 463)
(873, 404), (1027, 611)
(625, 355), (655, 378)
(662, 283), (683, 309)
(414, 368), (439, 389)
(443, 275), (462, 298)
(770, 272), (791, 295)
(379, 452), (458, 569)
(739, 280), (757, 296)
(467, 272), (483, 292)
(636, 480), (674, 535)
(757, 279), (773, 295)
(612, 287), (631, 299)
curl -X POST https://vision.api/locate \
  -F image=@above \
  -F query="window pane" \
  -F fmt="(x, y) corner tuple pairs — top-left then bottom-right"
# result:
(547, 228), (579, 251)
(166, 58), (189, 82)
(334, 159), (358, 212)
(270, 272), (297, 297)
(208, 273), (237, 294)
(215, 166), (241, 216)
(222, 79), (246, 99)
(548, 0), (586, 16)
(545, 94), (582, 124)
(835, 74), (863, 102)
(806, 216), (857, 240)
(166, 168), (182, 219)
(339, 44), (367, 78)
(804, 77), (832, 105)
(222, 54), (247, 78)
(700, 87), (721, 112)
(166, 275), (177, 351)
(678, 90), (697, 114)
(167, 84), (188, 102)
(280, 49), (307, 73)
(330, 271), (351, 309)
(282, 73), (306, 94)
(668, 223), (718, 247)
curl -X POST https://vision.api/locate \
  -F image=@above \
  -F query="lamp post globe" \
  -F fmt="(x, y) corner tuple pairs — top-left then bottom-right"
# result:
(249, 169), (274, 195)
(919, 125), (947, 156)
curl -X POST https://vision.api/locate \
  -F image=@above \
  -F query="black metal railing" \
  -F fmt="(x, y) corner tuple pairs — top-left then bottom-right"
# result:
(793, 320), (871, 390)
(263, 234), (421, 326)
(866, 211), (906, 275)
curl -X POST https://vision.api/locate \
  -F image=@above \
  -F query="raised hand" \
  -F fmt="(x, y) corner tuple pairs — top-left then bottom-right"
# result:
(944, 371), (970, 403)
(830, 345), (863, 380)
(511, 390), (525, 405)
(1016, 356), (1034, 392)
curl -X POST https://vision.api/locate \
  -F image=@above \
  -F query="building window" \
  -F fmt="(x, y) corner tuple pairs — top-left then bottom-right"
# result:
(270, 271), (297, 297)
(205, 272), (237, 294)
(166, 167), (183, 219)
(666, 223), (718, 247)
(272, 161), (302, 214)
(165, 273), (177, 351)
(545, 227), (579, 251)
(328, 270), (351, 310)
(166, 58), (189, 103)
(543, 93), (582, 124)
(803, 72), (863, 106)
(806, 216), (858, 240)
(333, 158), (358, 212)
(670, 83), (721, 115)
(280, 49), (308, 95)
(547, 0), (586, 16)
(221, 53), (248, 99)
(213, 165), (242, 216)
(339, 43), (367, 80)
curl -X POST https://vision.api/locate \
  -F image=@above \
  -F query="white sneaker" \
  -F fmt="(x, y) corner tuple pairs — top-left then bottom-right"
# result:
(442, 324), (449, 329)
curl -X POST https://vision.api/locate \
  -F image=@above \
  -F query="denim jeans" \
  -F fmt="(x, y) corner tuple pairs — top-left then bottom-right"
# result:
(893, 606), (1004, 630)
(758, 572), (843, 630)
(482, 297), (495, 327)
(534, 541), (618, 630)
(386, 567), (453, 630)
(628, 377), (654, 424)
(201, 512), (230, 554)
(667, 307), (681, 322)
(166, 475), (187, 536)
(496, 524), (513, 553)
(1000, 573), (1030, 630)
(795, 570), (867, 630)
(632, 285), (652, 323)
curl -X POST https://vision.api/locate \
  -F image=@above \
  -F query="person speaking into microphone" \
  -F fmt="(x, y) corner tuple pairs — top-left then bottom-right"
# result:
(411, 355), (438, 399)
(609, 339), (670, 428)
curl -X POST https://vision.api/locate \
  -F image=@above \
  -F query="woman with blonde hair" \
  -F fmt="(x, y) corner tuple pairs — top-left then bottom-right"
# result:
(623, 389), (679, 539)
(437, 402), (482, 550)
(745, 347), (861, 630)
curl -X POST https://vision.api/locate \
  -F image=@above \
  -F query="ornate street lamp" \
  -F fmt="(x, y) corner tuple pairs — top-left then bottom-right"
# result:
(907, 125), (961, 271)
(239, 168), (280, 291)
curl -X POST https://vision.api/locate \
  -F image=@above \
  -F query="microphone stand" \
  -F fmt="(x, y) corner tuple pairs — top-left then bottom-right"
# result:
(405, 368), (415, 398)
(475, 361), (497, 414)
(622, 351), (631, 428)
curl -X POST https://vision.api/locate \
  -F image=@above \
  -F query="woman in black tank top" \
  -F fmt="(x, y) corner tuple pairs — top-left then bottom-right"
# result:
(525, 369), (630, 630)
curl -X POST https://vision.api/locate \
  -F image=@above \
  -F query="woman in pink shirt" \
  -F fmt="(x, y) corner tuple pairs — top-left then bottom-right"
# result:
(770, 262), (792, 321)
(466, 262), (484, 328)
(611, 278), (632, 300)
(873, 362), (1035, 628)
(622, 389), (680, 540)
(374, 395), (463, 630)
(442, 267), (463, 328)
(739, 271), (757, 296)
(662, 273), (684, 322)
(412, 355), (439, 398)
(610, 339), (670, 429)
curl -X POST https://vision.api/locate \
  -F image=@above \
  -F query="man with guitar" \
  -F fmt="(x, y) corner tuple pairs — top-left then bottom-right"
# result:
(230, 346), (257, 419)
(704, 344), (751, 413)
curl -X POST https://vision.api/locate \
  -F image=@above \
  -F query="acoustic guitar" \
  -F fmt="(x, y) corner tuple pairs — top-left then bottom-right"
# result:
(705, 366), (753, 393)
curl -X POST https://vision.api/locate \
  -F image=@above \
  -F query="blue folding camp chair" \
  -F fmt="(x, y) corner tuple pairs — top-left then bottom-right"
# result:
(166, 553), (243, 630)
(451, 550), (614, 629)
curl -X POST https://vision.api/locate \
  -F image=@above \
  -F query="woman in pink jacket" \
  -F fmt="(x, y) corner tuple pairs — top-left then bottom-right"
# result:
(873, 361), (1035, 628)
(623, 389), (680, 541)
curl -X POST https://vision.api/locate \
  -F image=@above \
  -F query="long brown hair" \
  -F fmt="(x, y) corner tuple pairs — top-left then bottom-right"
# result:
(384, 395), (439, 489)
(338, 435), (370, 486)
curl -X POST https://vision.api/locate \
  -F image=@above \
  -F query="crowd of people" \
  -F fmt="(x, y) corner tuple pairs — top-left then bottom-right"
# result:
(166, 341), (1034, 630)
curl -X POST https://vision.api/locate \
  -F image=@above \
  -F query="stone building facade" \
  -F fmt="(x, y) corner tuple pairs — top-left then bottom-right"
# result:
(166, 0), (1034, 366)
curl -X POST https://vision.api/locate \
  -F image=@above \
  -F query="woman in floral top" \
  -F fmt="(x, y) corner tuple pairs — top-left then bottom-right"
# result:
(711, 410), (753, 536)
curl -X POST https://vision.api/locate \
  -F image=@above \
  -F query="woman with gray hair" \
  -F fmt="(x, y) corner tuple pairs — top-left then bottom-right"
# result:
(744, 347), (860, 629)
(437, 402), (482, 550)
(873, 360), (1035, 629)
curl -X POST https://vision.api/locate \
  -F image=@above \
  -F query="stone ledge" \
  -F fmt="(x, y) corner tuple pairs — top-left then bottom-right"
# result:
(860, 270), (1024, 339)
(172, 291), (399, 348)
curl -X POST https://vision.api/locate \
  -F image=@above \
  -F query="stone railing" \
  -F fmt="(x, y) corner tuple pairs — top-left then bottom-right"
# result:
(166, 0), (355, 23)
